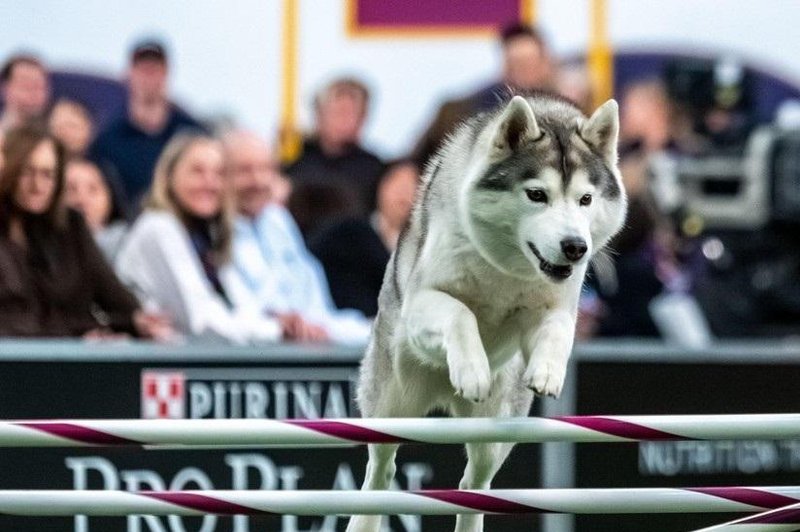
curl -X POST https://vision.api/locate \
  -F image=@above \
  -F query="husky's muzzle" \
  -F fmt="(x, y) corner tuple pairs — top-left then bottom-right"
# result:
(527, 242), (573, 281)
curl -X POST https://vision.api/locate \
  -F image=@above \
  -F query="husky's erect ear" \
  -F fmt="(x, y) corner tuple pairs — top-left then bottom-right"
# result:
(580, 99), (619, 162)
(490, 95), (541, 159)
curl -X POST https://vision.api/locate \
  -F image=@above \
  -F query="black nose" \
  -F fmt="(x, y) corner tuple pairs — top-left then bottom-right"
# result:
(560, 237), (587, 262)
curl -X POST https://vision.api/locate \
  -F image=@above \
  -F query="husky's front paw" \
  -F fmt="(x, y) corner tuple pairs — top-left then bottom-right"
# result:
(448, 354), (492, 402)
(523, 355), (567, 398)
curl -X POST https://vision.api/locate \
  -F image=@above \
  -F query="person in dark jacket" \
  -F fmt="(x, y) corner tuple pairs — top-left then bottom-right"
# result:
(309, 159), (419, 317)
(412, 24), (555, 167)
(284, 77), (384, 238)
(89, 39), (204, 212)
(0, 126), (172, 339)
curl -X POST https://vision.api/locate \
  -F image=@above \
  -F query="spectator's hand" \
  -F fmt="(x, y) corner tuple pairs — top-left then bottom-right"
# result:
(133, 310), (176, 342)
(277, 313), (329, 343)
(83, 328), (129, 341)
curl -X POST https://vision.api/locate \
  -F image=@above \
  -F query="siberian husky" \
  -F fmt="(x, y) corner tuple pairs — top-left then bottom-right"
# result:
(347, 94), (627, 532)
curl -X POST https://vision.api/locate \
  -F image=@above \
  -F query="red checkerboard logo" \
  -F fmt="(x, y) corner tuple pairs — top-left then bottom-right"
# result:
(141, 371), (185, 419)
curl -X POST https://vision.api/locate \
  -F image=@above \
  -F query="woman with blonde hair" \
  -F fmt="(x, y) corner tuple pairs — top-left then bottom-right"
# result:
(116, 133), (302, 343)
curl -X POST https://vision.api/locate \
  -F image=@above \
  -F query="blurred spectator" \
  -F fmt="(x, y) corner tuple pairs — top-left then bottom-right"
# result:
(283, 77), (384, 238)
(555, 62), (593, 115)
(48, 98), (94, 157)
(412, 23), (554, 166)
(63, 158), (128, 261)
(223, 129), (372, 345)
(309, 159), (420, 317)
(0, 54), (50, 133)
(0, 126), (171, 339)
(588, 151), (669, 337)
(90, 39), (204, 212)
(618, 79), (674, 154)
(116, 133), (302, 344)
(0, 130), (5, 172)
(618, 78), (710, 156)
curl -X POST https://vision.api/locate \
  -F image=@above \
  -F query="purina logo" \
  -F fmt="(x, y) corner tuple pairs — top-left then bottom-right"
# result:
(141, 368), (357, 420)
(141, 371), (185, 419)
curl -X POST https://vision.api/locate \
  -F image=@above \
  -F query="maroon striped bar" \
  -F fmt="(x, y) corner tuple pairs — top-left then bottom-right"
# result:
(746, 506), (800, 524)
(689, 487), (800, 510)
(141, 492), (273, 516)
(555, 416), (687, 441)
(285, 420), (417, 444)
(418, 490), (544, 514)
(17, 422), (141, 446)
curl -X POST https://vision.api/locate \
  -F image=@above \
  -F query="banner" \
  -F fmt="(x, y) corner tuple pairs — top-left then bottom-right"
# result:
(0, 356), (542, 531)
(347, 0), (533, 37)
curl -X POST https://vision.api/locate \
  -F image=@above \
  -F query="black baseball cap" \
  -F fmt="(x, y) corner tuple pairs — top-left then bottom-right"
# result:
(130, 39), (167, 64)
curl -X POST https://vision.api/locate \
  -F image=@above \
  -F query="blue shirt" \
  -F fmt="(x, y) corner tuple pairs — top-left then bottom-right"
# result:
(233, 204), (372, 345)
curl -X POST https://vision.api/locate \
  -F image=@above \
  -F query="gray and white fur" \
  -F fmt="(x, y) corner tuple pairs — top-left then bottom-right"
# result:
(347, 94), (627, 532)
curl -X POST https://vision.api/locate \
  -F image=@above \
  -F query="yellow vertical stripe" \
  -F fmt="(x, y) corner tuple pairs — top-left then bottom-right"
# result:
(280, 0), (302, 163)
(521, 0), (536, 24)
(588, 0), (614, 109)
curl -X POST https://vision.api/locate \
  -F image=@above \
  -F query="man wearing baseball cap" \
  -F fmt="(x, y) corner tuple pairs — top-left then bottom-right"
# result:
(90, 38), (205, 211)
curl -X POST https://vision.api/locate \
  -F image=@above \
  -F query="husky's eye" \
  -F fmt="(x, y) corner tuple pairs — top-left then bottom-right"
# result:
(579, 193), (593, 206)
(526, 189), (548, 203)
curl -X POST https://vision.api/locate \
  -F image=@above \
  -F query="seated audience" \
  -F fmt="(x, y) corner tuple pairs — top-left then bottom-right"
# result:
(0, 54), (50, 133)
(63, 158), (129, 261)
(48, 98), (94, 157)
(116, 133), (309, 344)
(309, 159), (419, 317)
(223, 130), (372, 345)
(283, 77), (384, 238)
(90, 39), (204, 212)
(0, 126), (171, 339)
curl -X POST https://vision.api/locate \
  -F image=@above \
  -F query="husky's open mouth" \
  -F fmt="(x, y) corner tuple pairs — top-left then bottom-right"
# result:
(527, 242), (573, 281)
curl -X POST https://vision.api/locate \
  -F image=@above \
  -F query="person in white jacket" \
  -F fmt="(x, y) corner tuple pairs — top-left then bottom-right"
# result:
(222, 130), (372, 345)
(116, 133), (312, 344)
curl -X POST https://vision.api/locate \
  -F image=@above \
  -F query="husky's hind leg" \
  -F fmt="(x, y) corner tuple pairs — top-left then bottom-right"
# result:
(451, 366), (534, 532)
(346, 377), (430, 532)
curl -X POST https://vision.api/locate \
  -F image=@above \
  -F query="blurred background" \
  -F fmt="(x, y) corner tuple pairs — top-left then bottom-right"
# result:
(1, 0), (798, 155)
(1, 2), (800, 531)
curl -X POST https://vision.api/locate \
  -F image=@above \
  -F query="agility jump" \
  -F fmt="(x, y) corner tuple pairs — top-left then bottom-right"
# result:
(0, 486), (797, 516)
(1, 413), (800, 530)
(1, 413), (800, 446)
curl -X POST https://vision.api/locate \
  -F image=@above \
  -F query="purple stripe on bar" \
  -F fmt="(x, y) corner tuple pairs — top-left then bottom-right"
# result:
(417, 490), (544, 514)
(141, 492), (273, 516)
(689, 487), (800, 509)
(17, 423), (141, 446)
(745, 507), (800, 524)
(555, 416), (686, 441)
(285, 420), (418, 444)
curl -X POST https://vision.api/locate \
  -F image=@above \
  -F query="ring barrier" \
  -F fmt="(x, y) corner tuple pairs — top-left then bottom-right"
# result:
(3, 414), (799, 532)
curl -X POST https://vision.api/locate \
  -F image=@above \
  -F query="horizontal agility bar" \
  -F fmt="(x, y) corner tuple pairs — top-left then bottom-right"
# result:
(0, 487), (798, 516)
(1, 414), (799, 447)
(693, 501), (800, 531)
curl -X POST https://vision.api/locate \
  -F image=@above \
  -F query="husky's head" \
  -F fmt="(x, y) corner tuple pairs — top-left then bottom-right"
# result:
(462, 94), (627, 282)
